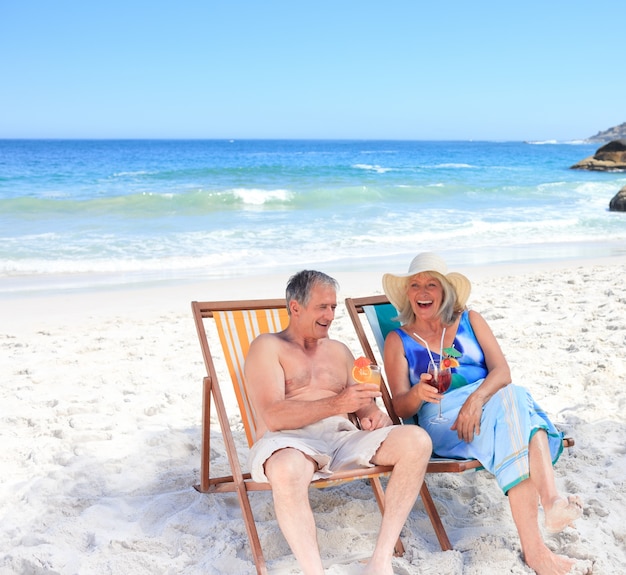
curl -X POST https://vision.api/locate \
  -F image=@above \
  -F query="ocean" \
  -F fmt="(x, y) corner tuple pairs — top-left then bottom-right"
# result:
(1, 139), (625, 295)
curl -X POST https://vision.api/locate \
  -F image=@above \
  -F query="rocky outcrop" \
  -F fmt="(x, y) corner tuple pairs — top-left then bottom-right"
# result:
(570, 140), (626, 171)
(587, 122), (626, 143)
(609, 186), (626, 212)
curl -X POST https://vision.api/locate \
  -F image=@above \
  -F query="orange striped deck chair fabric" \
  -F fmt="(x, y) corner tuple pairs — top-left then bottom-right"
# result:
(213, 306), (289, 446)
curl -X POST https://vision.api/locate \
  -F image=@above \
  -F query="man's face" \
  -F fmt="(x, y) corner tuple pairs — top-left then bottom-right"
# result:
(299, 282), (337, 339)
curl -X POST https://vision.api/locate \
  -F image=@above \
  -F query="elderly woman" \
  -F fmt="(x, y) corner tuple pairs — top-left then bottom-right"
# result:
(382, 252), (587, 575)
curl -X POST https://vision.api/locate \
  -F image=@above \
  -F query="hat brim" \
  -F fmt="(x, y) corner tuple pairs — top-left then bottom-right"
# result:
(446, 272), (471, 309)
(382, 272), (410, 312)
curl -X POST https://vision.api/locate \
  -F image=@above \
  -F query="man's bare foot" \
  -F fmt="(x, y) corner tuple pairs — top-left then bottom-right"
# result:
(361, 556), (393, 575)
(526, 549), (591, 575)
(545, 495), (583, 533)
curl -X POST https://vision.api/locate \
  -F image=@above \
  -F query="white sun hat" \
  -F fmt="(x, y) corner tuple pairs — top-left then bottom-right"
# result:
(382, 252), (471, 312)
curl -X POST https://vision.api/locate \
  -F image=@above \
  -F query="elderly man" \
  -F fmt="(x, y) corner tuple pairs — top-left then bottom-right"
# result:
(245, 270), (431, 575)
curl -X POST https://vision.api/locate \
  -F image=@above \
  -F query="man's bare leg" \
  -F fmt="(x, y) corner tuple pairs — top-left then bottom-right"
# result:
(264, 448), (324, 575)
(363, 425), (432, 575)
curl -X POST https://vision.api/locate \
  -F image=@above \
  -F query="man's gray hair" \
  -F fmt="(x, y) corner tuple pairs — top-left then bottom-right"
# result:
(285, 270), (339, 315)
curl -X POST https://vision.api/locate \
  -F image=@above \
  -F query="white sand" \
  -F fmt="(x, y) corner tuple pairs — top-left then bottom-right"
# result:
(1, 258), (625, 574)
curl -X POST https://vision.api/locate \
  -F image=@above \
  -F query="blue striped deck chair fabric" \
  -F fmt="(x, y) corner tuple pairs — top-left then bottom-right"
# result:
(363, 300), (401, 357)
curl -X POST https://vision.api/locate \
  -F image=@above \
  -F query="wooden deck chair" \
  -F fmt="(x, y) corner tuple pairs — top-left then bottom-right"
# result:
(191, 298), (408, 575)
(344, 294), (576, 550)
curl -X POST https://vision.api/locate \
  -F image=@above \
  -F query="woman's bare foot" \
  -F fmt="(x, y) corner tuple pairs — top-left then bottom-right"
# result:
(567, 559), (593, 574)
(526, 548), (591, 575)
(545, 495), (583, 533)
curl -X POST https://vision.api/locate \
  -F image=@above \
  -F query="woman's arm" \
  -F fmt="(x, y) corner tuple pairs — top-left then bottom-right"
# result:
(384, 330), (441, 420)
(451, 310), (512, 442)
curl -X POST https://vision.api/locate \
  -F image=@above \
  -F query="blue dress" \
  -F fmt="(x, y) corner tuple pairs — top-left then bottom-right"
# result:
(394, 310), (564, 494)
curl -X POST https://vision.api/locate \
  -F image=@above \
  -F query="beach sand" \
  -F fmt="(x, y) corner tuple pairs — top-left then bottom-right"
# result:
(1, 257), (625, 574)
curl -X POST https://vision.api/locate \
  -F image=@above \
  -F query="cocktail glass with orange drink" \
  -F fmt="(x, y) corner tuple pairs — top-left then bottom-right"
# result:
(352, 356), (382, 389)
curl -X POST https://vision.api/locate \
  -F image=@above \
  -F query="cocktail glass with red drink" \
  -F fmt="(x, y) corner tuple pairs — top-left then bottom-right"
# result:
(428, 359), (451, 424)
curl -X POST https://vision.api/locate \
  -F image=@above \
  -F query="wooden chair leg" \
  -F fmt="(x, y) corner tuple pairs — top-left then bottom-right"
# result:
(371, 475), (453, 553)
(199, 377), (212, 492)
(235, 484), (269, 575)
(419, 481), (452, 551)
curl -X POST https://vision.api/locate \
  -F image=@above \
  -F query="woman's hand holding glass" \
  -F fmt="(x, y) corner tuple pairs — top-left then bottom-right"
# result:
(415, 361), (451, 424)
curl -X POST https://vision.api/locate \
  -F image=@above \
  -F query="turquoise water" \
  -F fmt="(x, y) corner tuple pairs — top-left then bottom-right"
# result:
(1, 139), (625, 293)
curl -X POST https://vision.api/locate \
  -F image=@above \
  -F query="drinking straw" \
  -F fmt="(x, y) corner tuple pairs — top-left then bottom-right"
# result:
(440, 328), (446, 360)
(413, 327), (447, 370)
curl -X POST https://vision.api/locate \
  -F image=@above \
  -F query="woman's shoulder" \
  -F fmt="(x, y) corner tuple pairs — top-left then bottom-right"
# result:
(383, 327), (404, 346)
(466, 308), (486, 324)
(464, 309), (494, 339)
(384, 326), (415, 352)
(392, 326), (414, 340)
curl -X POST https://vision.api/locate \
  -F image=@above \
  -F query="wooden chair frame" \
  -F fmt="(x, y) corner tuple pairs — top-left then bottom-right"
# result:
(344, 294), (575, 551)
(192, 299), (414, 575)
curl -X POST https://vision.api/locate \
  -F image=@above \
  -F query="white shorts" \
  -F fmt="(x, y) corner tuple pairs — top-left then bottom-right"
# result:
(248, 415), (394, 483)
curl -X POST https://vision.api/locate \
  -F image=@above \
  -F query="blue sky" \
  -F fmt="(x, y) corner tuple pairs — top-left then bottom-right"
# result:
(1, 1), (624, 140)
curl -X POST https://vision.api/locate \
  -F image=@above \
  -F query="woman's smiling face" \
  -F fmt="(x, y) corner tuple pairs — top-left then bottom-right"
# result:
(406, 272), (443, 317)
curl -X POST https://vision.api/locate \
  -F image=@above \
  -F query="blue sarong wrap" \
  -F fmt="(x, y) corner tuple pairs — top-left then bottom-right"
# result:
(417, 380), (564, 493)
(394, 312), (564, 494)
